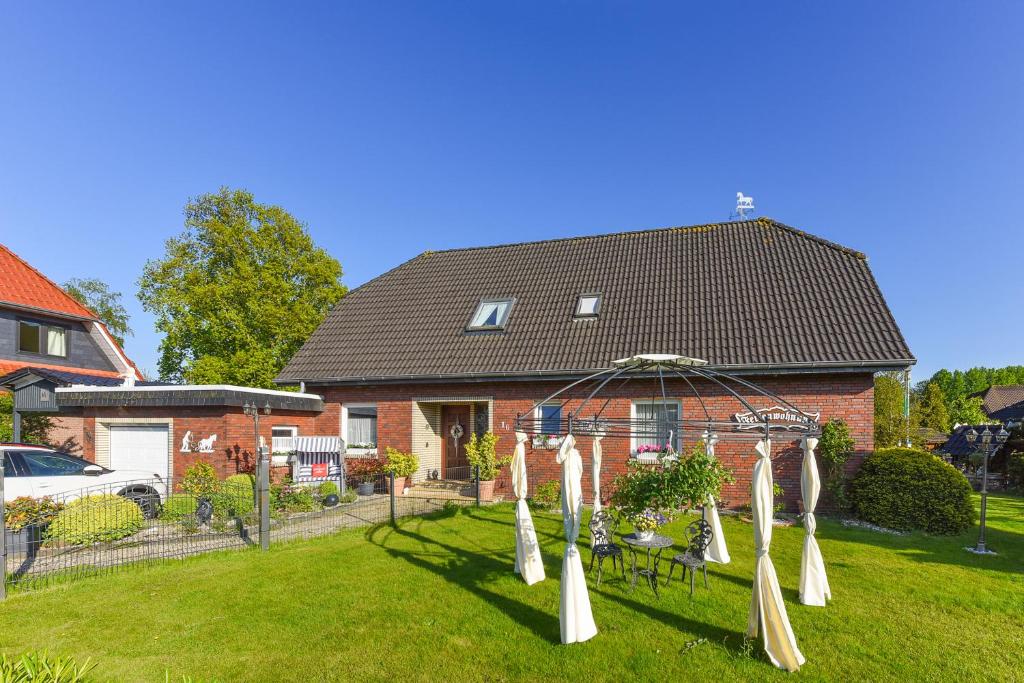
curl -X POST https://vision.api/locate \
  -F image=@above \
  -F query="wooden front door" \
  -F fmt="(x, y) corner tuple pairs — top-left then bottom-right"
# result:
(441, 404), (471, 475)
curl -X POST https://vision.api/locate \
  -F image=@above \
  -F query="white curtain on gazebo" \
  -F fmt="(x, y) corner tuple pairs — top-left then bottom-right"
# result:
(512, 431), (545, 585)
(591, 434), (604, 551)
(748, 438), (804, 672)
(557, 435), (598, 644)
(701, 431), (730, 564)
(799, 436), (830, 606)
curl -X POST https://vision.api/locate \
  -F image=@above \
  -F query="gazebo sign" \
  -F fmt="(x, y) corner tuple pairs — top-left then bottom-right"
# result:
(733, 406), (820, 431)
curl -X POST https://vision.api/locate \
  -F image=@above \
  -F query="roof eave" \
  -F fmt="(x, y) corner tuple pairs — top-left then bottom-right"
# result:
(276, 358), (917, 387)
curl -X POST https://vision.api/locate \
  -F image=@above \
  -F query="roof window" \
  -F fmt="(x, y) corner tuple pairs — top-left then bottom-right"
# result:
(467, 298), (515, 331)
(574, 293), (601, 319)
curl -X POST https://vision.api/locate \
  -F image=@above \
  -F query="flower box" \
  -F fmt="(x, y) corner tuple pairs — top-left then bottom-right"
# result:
(532, 435), (563, 449)
(4, 524), (45, 557)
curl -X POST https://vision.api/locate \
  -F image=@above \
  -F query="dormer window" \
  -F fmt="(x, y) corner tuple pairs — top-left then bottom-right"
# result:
(574, 293), (601, 319)
(467, 298), (515, 331)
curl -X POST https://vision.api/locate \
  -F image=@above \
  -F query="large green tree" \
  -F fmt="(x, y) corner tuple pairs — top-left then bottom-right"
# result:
(63, 277), (133, 347)
(138, 188), (346, 387)
(914, 381), (951, 433)
(875, 372), (909, 449)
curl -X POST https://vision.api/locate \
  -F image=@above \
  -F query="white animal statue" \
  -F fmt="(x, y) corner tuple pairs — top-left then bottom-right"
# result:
(736, 192), (755, 217)
(197, 434), (218, 453)
(180, 430), (194, 453)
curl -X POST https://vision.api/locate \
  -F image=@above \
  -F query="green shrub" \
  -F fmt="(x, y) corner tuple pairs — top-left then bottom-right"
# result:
(46, 494), (145, 545)
(1008, 452), (1024, 491)
(0, 650), (96, 682)
(818, 419), (855, 511)
(159, 494), (198, 521)
(317, 481), (339, 498)
(337, 489), (357, 504)
(464, 432), (509, 481)
(531, 480), (560, 509)
(382, 447), (419, 477)
(851, 448), (975, 534)
(219, 474), (256, 516)
(271, 479), (318, 513)
(181, 461), (220, 497)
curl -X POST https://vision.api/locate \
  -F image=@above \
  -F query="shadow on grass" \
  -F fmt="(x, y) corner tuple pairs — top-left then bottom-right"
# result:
(366, 517), (562, 643)
(817, 493), (1024, 574)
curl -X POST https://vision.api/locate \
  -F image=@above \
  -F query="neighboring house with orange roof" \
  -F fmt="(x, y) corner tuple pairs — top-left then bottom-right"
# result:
(0, 242), (141, 445)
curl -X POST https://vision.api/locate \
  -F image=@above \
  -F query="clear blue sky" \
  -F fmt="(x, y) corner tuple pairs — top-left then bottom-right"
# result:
(2, 2), (1021, 382)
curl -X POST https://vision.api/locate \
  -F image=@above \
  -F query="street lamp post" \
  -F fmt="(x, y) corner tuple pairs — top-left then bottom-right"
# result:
(244, 401), (272, 551)
(964, 425), (1009, 555)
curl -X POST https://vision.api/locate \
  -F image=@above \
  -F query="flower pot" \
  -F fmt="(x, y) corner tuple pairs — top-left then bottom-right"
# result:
(634, 528), (655, 542)
(478, 479), (496, 502)
(387, 476), (408, 494)
(4, 524), (45, 557)
(357, 481), (376, 496)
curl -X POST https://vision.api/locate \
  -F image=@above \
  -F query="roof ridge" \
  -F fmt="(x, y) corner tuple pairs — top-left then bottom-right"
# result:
(419, 217), (867, 260)
(0, 242), (100, 320)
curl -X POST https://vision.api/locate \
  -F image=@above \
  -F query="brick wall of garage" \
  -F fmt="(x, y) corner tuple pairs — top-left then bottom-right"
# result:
(317, 372), (875, 513)
(78, 404), (339, 480)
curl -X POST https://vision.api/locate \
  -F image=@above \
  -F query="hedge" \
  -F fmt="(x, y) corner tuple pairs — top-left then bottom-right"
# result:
(850, 448), (975, 534)
(46, 494), (145, 545)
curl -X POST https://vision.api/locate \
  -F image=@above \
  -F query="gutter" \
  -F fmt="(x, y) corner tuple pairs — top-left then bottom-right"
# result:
(277, 358), (917, 387)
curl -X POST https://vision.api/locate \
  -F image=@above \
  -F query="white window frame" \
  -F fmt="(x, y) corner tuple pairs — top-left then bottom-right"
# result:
(342, 403), (378, 455)
(271, 425), (298, 454)
(532, 402), (564, 448)
(574, 292), (601, 319)
(630, 399), (682, 457)
(466, 298), (515, 331)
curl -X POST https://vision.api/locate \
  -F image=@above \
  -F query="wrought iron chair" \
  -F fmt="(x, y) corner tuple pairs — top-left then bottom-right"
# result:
(665, 519), (713, 596)
(588, 510), (625, 585)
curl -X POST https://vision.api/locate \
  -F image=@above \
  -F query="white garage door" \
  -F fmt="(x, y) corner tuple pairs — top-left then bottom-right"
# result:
(109, 425), (170, 480)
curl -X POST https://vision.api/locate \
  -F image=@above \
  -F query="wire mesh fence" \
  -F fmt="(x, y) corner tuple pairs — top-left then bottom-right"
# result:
(1, 457), (483, 598)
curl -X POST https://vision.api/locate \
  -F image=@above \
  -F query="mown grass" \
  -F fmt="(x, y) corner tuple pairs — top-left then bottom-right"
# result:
(1, 495), (1022, 682)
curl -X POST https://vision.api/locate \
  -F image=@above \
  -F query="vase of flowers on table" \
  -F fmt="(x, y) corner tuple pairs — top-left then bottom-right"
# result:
(631, 508), (669, 541)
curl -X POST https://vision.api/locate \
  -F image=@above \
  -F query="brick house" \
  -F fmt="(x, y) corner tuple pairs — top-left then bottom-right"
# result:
(276, 218), (915, 510)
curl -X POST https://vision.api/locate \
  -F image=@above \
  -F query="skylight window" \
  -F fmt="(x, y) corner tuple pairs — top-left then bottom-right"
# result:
(468, 298), (515, 330)
(574, 293), (601, 318)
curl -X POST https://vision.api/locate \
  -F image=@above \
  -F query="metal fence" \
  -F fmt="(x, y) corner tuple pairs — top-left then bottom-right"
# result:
(0, 453), (483, 598)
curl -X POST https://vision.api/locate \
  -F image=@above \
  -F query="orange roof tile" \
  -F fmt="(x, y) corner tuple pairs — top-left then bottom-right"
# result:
(0, 243), (98, 319)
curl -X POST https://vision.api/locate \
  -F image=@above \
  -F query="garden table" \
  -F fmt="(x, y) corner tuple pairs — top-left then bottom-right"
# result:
(622, 532), (674, 597)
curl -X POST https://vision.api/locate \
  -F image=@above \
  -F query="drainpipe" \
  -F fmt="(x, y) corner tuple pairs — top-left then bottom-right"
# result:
(903, 368), (912, 447)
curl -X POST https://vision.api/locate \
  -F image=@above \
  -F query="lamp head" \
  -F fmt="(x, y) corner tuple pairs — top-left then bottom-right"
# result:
(965, 427), (978, 444)
(996, 427), (1010, 444)
(263, 401), (272, 416)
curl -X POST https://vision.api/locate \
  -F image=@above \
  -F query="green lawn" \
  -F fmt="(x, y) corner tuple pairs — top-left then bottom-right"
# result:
(2, 495), (1023, 682)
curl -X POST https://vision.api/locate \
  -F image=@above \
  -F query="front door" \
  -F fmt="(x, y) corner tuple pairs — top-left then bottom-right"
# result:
(441, 405), (471, 477)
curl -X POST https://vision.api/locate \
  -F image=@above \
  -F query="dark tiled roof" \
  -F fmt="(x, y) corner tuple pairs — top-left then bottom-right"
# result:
(0, 367), (167, 388)
(976, 385), (1024, 422)
(278, 218), (915, 383)
(939, 424), (1007, 458)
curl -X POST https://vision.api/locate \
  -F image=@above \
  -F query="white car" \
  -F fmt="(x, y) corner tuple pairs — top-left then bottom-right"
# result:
(1, 444), (168, 517)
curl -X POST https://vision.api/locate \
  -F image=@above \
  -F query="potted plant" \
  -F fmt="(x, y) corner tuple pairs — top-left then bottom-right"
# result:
(382, 447), (419, 495)
(465, 431), (510, 502)
(532, 433), (563, 449)
(4, 496), (63, 556)
(348, 457), (383, 496)
(611, 445), (733, 537)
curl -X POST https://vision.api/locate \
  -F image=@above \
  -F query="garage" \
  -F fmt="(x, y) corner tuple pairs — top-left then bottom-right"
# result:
(109, 425), (170, 480)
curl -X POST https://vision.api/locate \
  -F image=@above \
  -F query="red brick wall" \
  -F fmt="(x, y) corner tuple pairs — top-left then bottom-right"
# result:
(318, 373), (875, 512)
(79, 405), (337, 480)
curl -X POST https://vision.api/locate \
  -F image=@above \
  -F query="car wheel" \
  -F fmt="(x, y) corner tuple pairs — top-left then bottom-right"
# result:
(122, 488), (161, 519)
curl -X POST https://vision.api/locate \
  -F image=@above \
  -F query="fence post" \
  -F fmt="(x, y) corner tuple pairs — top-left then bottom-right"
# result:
(1, 451), (6, 600)
(258, 446), (270, 551)
(474, 465), (480, 507)
(389, 471), (396, 526)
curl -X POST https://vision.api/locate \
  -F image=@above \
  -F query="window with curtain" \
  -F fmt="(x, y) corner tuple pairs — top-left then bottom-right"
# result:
(46, 326), (67, 357)
(633, 400), (681, 452)
(346, 406), (378, 447)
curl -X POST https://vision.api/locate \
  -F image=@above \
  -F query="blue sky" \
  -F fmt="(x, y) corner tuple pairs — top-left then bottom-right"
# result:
(1, 2), (1021, 382)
